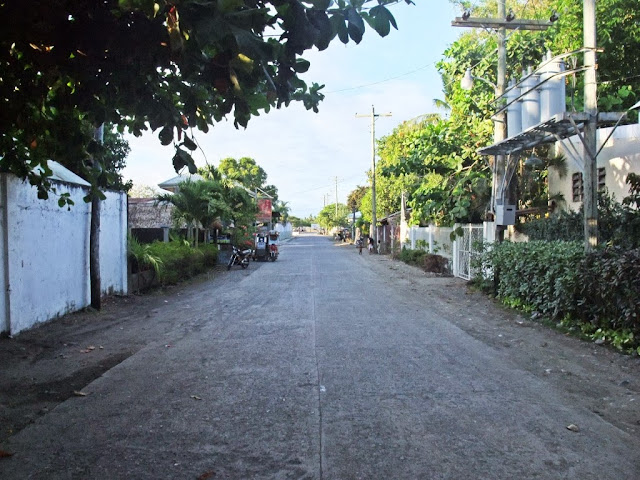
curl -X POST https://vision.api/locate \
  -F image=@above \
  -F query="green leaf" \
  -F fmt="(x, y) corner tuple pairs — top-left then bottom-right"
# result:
(333, 15), (349, 44)
(182, 136), (198, 151)
(309, 0), (331, 9)
(367, 5), (397, 37)
(307, 9), (333, 51)
(346, 7), (365, 43)
(172, 147), (195, 173)
(159, 126), (174, 146)
(217, 0), (245, 13)
(294, 58), (311, 73)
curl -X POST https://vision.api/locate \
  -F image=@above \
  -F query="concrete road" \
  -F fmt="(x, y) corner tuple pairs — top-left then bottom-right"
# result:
(1, 234), (639, 479)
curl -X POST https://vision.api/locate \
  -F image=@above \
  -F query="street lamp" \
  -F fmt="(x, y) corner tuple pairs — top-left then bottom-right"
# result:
(460, 68), (497, 93)
(524, 154), (544, 169)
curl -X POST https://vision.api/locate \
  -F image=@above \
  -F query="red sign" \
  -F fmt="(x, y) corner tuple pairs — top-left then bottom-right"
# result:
(256, 198), (272, 222)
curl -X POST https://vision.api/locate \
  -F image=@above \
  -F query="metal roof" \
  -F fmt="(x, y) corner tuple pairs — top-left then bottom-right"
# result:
(451, 16), (552, 31)
(157, 173), (204, 188)
(31, 160), (91, 186)
(477, 112), (625, 156)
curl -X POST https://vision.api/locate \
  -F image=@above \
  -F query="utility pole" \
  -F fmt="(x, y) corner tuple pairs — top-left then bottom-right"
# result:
(356, 105), (391, 248)
(583, 0), (598, 251)
(495, 0), (507, 240)
(453, 2), (552, 241)
(334, 176), (339, 218)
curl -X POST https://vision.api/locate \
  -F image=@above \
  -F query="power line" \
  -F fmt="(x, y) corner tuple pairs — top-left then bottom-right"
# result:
(325, 60), (438, 94)
(289, 175), (364, 196)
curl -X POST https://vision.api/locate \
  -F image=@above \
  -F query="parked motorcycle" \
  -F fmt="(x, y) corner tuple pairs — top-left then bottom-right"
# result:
(227, 245), (252, 270)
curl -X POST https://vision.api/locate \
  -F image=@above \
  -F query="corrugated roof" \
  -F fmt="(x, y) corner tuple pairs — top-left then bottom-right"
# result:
(32, 160), (91, 186)
(157, 173), (204, 189)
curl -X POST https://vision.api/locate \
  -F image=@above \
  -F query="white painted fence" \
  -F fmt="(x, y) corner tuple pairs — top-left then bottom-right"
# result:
(408, 223), (491, 280)
(408, 224), (455, 264)
(0, 174), (127, 335)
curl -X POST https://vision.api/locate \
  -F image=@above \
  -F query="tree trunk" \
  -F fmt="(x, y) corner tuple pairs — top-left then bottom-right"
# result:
(89, 124), (104, 310)
(90, 192), (101, 309)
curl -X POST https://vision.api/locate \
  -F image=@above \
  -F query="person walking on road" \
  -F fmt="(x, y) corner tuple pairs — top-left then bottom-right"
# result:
(368, 236), (374, 254)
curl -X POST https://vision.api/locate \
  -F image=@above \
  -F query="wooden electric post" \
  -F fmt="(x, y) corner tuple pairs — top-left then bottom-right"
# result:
(356, 105), (391, 249)
(583, 0), (598, 251)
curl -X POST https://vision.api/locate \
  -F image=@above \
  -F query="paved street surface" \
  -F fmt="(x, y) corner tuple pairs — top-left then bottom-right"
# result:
(1, 234), (639, 479)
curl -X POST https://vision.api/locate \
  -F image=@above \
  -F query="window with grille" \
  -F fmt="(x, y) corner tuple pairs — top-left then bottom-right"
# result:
(598, 167), (606, 192)
(572, 172), (583, 202)
(572, 169), (606, 202)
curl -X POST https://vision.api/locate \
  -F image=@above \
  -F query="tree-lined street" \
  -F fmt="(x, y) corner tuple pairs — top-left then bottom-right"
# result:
(1, 234), (639, 479)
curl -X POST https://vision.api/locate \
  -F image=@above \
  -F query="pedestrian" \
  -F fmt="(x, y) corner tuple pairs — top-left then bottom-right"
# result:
(368, 236), (374, 254)
(356, 238), (363, 254)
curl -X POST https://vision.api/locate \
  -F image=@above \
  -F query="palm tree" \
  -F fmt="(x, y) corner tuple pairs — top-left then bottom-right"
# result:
(157, 179), (229, 247)
(273, 200), (290, 224)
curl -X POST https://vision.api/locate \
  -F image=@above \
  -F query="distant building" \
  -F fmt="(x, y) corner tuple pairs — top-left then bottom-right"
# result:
(128, 197), (174, 229)
(157, 173), (204, 193)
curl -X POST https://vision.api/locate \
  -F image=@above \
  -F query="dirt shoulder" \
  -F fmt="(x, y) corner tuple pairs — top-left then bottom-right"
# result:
(1, 251), (639, 448)
(0, 267), (229, 445)
(365, 252), (640, 439)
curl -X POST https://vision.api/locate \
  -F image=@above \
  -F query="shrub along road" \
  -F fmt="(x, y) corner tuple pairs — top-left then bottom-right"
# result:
(1, 234), (639, 478)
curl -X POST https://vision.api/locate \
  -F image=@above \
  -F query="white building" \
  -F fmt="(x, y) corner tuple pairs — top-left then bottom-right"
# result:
(550, 123), (640, 210)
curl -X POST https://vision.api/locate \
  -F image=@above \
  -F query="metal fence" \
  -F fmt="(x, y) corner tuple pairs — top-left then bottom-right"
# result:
(453, 224), (484, 281)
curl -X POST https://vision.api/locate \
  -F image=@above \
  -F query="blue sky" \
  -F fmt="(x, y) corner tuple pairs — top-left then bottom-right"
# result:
(122, 1), (463, 218)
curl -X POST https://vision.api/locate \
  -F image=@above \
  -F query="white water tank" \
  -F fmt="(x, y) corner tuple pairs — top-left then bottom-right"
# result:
(539, 51), (566, 122)
(505, 79), (522, 137)
(520, 67), (541, 130)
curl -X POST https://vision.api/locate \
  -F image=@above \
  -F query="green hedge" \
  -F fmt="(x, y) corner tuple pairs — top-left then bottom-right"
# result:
(479, 241), (640, 352)
(397, 247), (449, 274)
(147, 241), (218, 285)
(518, 189), (640, 249)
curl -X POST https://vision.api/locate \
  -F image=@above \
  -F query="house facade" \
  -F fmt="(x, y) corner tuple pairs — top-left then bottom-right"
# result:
(549, 123), (640, 210)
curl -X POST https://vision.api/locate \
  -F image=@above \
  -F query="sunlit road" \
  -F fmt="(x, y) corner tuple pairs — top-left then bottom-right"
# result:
(1, 234), (639, 479)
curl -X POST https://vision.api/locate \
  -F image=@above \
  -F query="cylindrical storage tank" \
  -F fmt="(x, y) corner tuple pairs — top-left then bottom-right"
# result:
(539, 51), (566, 122)
(520, 67), (541, 130)
(505, 79), (522, 137)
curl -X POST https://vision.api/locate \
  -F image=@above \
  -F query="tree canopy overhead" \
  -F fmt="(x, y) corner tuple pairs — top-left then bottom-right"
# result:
(1, 0), (413, 199)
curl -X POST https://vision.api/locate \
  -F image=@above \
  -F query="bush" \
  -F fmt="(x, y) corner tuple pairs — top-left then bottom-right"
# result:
(518, 188), (640, 249)
(397, 246), (426, 265)
(147, 241), (218, 285)
(478, 241), (640, 352)
(578, 247), (640, 333)
(488, 241), (585, 318)
(128, 235), (163, 275)
(397, 247), (449, 274)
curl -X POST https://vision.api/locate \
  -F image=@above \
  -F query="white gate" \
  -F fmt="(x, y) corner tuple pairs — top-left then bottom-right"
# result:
(453, 224), (484, 281)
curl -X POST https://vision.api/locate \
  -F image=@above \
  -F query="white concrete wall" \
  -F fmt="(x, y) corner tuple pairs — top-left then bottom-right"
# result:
(0, 174), (127, 335)
(100, 190), (128, 297)
(551, 124), (640, 211)
(408, 225), (454, 260)
(274, 222), (293, 240)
